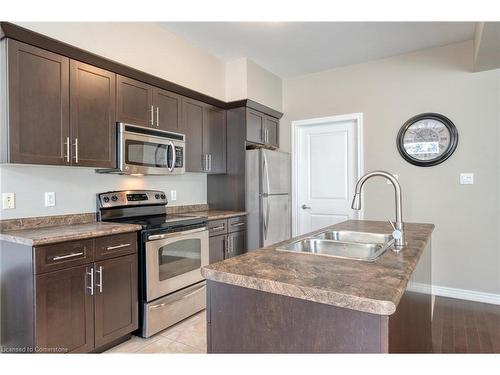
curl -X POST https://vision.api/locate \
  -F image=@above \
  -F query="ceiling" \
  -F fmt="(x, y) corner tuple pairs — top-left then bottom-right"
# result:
(160, 22), (475, 78)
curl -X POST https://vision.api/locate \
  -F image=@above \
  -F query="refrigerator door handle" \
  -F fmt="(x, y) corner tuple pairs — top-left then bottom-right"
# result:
(262, 196), (269, 241)
(262, 152), (271, 196)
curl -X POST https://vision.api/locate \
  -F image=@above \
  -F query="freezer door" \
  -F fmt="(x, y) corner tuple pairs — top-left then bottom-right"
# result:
(262, 149), (290, 195)
(262, 194), (291, 247)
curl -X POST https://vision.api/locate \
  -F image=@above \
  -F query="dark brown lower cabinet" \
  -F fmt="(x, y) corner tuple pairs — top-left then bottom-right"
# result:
(209, 235), (226, 264)
(208, 216), (247, 264)
(35, 265), (94, 353)
(0, 233), (139, 353)
(94, 254), (138, 348)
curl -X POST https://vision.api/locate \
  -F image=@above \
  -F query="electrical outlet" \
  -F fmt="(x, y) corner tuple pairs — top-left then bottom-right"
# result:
(171, 190), (177, 201)
(45, 192), (56, 207)
(460, 173), (474, 185)
(2, 193), (15, 209)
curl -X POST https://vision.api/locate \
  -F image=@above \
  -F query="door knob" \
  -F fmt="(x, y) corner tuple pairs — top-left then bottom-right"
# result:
(301, 204), (311, 210)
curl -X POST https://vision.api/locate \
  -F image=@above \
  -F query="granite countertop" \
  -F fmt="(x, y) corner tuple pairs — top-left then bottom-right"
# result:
(189, 210), (247, 220)
(0, 222), (142, 246)
(202, 220), (434, 316)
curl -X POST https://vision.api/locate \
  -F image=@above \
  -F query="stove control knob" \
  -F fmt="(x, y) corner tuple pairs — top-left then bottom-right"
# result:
(111, 195), (118, 202)
(155, 194), (160, 199)
(160, 194), (166, 199)
(103, 196), (110, 203)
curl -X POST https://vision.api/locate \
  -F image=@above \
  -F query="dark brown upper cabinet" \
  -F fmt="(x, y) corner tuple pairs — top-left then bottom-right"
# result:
(94, 254), (138, 348)
(116, 75), (153, 127)
(5, 39), (70, 165)
(153, 88), (182, 132)
(246, 108), (279, 148)
(117, 75), (182, 132)
(70, 61), (116, 168)
(204, 105), (227, 174)
(35, 264), (94, 353)
(182, 97), (226, 174)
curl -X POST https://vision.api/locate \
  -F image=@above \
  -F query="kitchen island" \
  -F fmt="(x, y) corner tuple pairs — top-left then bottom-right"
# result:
(201, 220), (434, 353)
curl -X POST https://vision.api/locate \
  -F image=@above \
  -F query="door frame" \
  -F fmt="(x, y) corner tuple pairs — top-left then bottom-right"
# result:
(291, 113), (364, 236)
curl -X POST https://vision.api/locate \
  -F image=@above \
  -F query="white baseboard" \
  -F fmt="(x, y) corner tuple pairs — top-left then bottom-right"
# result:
(407, 282), (500, 306)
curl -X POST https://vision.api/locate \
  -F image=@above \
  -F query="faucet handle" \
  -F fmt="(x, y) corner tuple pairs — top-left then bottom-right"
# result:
(387, 219), (396, 231)
(387, 219), (402, 241)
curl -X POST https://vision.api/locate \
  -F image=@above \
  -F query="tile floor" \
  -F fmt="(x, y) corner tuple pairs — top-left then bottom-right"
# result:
(105, 310), (206, 354)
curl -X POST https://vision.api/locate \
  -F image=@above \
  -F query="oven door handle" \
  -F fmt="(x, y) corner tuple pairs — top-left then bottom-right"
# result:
(147, 227), (207, 241)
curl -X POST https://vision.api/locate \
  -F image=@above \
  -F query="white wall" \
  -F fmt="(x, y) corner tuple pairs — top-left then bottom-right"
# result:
(225, 57), (283, 111)
(0, 165), (206, 219)
(16, 22), (226, 100)
(282, 41), (500, 295)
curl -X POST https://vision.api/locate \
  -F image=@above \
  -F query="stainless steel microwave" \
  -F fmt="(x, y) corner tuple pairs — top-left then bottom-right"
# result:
(96, 123), (185, 175)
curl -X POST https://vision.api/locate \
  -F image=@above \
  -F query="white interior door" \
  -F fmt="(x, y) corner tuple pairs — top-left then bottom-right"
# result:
(293, 114), (362, 235)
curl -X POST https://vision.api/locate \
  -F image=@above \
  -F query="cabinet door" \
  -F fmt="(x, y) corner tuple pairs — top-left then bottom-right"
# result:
(7, 39), (70, 165)
(94, 254), (138, 348)
(153, 88), (182, 132)
(70, 60), (116, 168)
(246, 109), (264, 144)
(227, 231), (246, 258)
(209, 235), (226, 264)
(264, 117), (279, 147)
(182, 97), (205, 172)
(204, 106), (226, 174)
(35, 265), (94, 353)
(116, 75), (153, 127)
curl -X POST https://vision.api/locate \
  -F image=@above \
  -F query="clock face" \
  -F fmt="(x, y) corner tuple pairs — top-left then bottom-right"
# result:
(397, 113), (458, 167)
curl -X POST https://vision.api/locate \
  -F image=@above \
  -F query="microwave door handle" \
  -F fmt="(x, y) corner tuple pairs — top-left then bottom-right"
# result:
(168, 141), (176, 172)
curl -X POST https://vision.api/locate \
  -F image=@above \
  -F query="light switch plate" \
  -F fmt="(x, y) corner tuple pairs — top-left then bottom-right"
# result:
(460, 173), (474, 185)
(2, 193), (15, 209)
(171, 190), (177, 201)
(45, 192), (56, 207)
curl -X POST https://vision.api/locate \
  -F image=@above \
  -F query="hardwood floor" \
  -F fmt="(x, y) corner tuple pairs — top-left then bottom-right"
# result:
(432, 296), (500, 353)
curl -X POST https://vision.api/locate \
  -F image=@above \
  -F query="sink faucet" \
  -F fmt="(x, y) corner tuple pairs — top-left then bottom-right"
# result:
(351, 171), (405, 251)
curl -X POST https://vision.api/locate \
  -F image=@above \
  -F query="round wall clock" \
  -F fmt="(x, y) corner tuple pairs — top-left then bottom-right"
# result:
(397, 113), (458, 167)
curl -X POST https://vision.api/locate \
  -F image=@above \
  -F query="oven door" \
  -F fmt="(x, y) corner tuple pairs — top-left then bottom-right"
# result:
(145, 227), (209, 301)
(119, 125), (185, 175)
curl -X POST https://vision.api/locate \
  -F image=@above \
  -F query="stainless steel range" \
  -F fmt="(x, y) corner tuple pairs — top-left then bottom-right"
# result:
(97, 190), (208, 337)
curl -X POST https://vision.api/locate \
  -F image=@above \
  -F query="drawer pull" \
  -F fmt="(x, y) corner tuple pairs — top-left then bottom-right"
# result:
(106, 243), (131, 251)
(231, 222), (246, 227)
(52, 252), (84, 261)
(211, 225), (225, 231)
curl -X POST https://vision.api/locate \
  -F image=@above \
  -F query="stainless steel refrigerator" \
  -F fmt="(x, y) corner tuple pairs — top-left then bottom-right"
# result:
(246, 149), (291, 250)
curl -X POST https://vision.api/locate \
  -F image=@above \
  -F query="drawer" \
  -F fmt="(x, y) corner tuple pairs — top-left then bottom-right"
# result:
(35, 239), (94, 274)
(208, 219), (228, 237)
(95, 232), (137, 261)
(228, 216), (247, 233)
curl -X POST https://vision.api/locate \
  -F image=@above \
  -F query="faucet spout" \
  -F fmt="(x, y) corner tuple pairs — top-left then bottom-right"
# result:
(351, 171), (405, 250)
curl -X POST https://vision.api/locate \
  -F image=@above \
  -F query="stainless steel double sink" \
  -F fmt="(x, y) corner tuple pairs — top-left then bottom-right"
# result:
(276, 230), (394, 262)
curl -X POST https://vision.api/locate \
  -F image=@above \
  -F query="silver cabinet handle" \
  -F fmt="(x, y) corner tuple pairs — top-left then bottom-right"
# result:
(156, 106), (160, 127)
(73, 138), (79, 163)
(208, 154), (212, 172)
(86, 267), (94, 296)
(211, 225), (225, 231)
(52, 251), (84, 261)
(95, 266), (103, 293)
(231, 222), (246, 227)
(224, 235), (229, 258)
(106, 243), (131, 251)
(301, 204), (311, 210)
(265, 128), (268, 143)
(64, 136), (70, 163)
(150, 105), (154, 127)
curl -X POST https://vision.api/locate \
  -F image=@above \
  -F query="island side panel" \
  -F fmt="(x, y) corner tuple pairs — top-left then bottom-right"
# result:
(388, 240), (433, 353)
(0, 240), (35, 350)
(207, 281), (387, 353)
